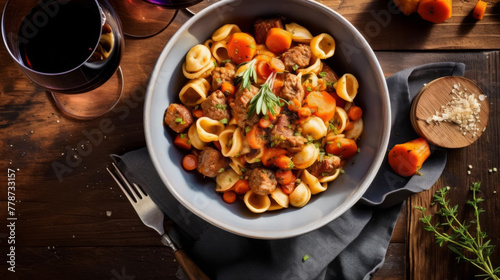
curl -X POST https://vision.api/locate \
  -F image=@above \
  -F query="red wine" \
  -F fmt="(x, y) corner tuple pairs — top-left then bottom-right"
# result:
(17, 0), (123, 93)
(143, 0), (203, 9)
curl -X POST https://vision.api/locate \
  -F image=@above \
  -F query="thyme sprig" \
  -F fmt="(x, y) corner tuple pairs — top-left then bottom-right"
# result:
(415, 183), (499, 280)
(248, 72), (283, 118)
(235, 59), (257, 91)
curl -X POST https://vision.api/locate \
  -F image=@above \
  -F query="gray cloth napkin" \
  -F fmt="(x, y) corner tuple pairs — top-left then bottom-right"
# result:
(112, 62), (465, 280)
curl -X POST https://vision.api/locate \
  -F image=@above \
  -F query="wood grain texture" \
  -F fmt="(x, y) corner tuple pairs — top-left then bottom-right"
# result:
(0, 1), (499, 280)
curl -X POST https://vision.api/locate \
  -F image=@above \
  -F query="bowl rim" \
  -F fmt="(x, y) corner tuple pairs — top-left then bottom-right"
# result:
(144, 0), (391, 239)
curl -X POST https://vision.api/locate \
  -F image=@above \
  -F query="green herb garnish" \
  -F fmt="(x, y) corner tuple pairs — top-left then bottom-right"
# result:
(415, 183), (499, 280)
(248, 73), (282, 118)
(236, 59), (257, 91)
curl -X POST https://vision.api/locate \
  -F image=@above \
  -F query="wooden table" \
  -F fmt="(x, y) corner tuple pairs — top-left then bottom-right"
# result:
(1, 0), (499, 279)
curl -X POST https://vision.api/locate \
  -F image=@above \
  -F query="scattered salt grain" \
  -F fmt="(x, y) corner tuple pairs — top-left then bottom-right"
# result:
(106, 211), (112, 217)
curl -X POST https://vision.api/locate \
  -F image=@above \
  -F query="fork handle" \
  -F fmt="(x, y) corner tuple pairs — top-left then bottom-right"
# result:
(161, 234), (210, 280)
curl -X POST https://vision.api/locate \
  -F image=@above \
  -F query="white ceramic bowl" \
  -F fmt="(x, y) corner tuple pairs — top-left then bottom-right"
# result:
(144, 0), (390, 239)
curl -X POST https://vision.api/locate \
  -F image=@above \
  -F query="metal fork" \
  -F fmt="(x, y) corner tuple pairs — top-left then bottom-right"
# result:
(107, 162), (210, 280)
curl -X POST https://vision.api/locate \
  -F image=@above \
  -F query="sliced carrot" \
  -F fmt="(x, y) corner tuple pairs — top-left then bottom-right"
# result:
(258, 116), (272, 128)
(227, 32), (257, 64)
(268, 57), (285, 73)
(281, 182), (295, 195)
(192, 109), (204, 119)
(233, 179), (250, 195)
(256, 60), (273, 80)
(388, 138), (430, 177)
(254, 54), (272, 62)
(347, 105), (363, 121)
(417, 0), (452, 24)
(275, 169), (295, 185)
(305, 91), (337, 122)
(272, 73), (285, 95)
(287, 98), (301, 112)
(265, 28), (292, 54)
(182, 154), (198, 171)
(174, 134), (191, 150)
(325, 137), (358, 159)
(261, 147), (288, 167)
(297, 107), (312, 119)
(221, 82), (235, 96)
(473, 0), (487, 20)
(275, 154), (295, 170)
(246, 125), (267, 149)
(222, 190), (237, 204)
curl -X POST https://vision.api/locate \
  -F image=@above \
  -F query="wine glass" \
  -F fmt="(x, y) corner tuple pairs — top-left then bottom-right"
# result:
(109, 0), (203, 38)
(2, 0), (124, 119)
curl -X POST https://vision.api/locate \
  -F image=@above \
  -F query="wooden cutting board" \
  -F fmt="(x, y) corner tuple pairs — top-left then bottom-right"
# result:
(410, 76), (489, 148)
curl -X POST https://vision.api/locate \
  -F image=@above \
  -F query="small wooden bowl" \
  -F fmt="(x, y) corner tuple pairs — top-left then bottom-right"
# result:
(410, 76), (489, 148)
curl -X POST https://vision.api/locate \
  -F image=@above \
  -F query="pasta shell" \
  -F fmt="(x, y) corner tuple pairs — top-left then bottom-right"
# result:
(301, 169), (327, 194)
(245, 147), (264, 164)
(179, 78), (210, 106)
(243, 190), (271, 213)
(212, 24), (241, 42)
(289, 182), (311, 208)
(344, 118), (363, 140)
(219, 126), (243, 157)
(268, 200), (284, 211)
(331, 107), (348, 134)
(196, 117), (225, 142)
(292, 143), (320, 169)
(319, 168), (341, 183)
(203, 39), (214, 49)
(334, 73), (359, 102)
(297, 55), (322, 75)
(285, 22), (313, 43)
(183, 57), (216, 79)
(229, 157), (246, 175)
(185, 44), (212, 73)
(270, 186), (289, 208)
(211, 40), (230, 63)
(300, 116), (327, 140)
(187, 124), (206, 150)
(310, 33), (335, 59)
(215, 168), (240, 192)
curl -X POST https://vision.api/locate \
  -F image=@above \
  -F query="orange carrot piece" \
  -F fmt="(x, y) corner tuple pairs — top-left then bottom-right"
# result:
(281, 182), (295, 195)
(265, 28), (292, 54)
(246, 125), (267, 149)
(258, 117), (272, 128)
(233, 179), (250, 195)
(275, 154), (295, 170)
(417, 0), (452, 23)
(268, 57), (285, 73)
(287, 98), (301, 112)
(325, 137), (358, 159)
(222, 191), (237, 204)
(297, 107), (312, 119)
(344, 120), (354, 131)
(473, 0), (487, 20)
(174, 134), (191, 150)
(347, 105), (363, 121)
(227, 32), (257, 64)
(261, 147), (289, 167)
(192, 109), (204, 119)
(256, 60), (273, 79)
(276, 169), (295, 185)
(388, 138), (430, 177)
(221, 82), (235, 95)
(305, 91), (337, 122)
(182, 154), (198, 171)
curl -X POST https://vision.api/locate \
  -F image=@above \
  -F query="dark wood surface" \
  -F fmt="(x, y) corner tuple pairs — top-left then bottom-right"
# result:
(1, 0), (499, 279)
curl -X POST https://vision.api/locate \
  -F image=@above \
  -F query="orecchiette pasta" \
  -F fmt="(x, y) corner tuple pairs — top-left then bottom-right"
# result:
(179, 77), (210, 106)
(164, 17), (365, 214)
(335, 73), (359, 102)
(285, 22), (313, 43)
(211, 24), (241, 42)
(310, 33), (336, 59)
(196, 117), (225, 142)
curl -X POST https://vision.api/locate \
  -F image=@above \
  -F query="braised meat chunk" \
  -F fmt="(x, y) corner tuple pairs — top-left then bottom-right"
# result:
(164, 103), (193, 133)
(200, 90), (231, 121)
(229, 85), (260, 128)
(282, 44), (312, 72)
(254, 17), (283, 44)
(307, 155), (341, 178)
(271, 114), (306, 153)
(249, 168), (277, 195)
(279, 73), (305, 103)
(321, 65), (339, 91)
(212, 62), (236, 90)
(197, 146), (229, 178)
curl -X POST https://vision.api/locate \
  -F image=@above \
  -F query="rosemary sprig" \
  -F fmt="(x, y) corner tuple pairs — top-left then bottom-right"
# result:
(235, 59), (257, 91)
(415, 183), (499, 280)
(248, 72), (282, 118)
